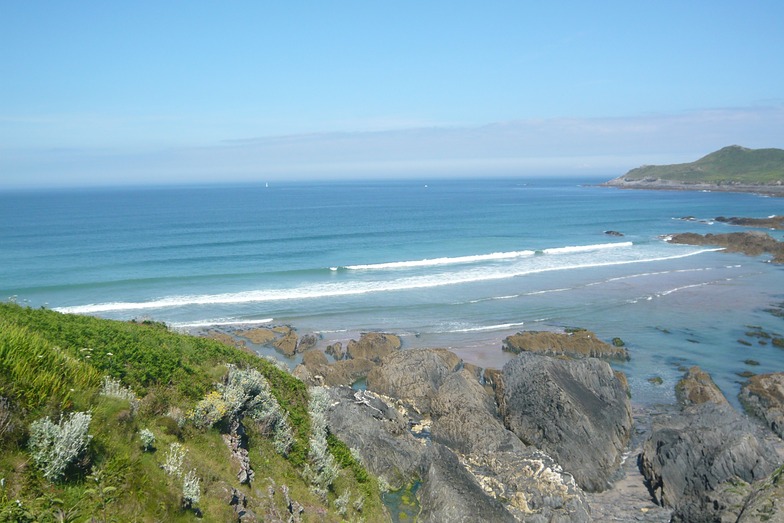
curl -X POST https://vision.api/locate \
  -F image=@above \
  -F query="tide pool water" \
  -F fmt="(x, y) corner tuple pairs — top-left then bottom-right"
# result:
(1, 178), (782, 406)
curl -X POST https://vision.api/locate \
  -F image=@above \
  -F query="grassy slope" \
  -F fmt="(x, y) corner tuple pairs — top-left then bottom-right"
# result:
(0, 303), (384, 522)
(622, 145), (784, 184)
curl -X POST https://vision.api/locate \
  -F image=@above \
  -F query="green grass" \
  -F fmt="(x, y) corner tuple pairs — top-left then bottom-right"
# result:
(622, 145), (784, 184)
(0, 303), (385, 522)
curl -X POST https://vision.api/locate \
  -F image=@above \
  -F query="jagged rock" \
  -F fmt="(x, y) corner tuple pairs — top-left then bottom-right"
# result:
(497, 352), (632, 492)
(739, 372), (784, 438)
(605, 230), (625, 236)
(223, 418), (254, 484)
(422, 367), (591, 521)
(293, 351), (375, 387)
(462, 450), (590, 523)
(366, 348), (462, 414)
(737, 465), (784, 523)
(228, 487), (258, 522)
(640, 402), (779, 523)
(417, 443), (517, 523)
(323, 386), (426, 490)
(272, 327), (298, 357)
(325, 341), (344, 360)
(346, 332), (401, 363)
(675, 366), (730, 407)
(296, 333), (319, 352)
(502, 329), (629, 360)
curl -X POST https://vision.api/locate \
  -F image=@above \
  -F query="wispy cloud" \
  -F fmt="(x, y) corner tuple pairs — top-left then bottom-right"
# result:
(1, 106), (782, 188)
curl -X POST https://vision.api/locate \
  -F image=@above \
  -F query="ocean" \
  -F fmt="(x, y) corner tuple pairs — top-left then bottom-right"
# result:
(2, 178), (782, 407)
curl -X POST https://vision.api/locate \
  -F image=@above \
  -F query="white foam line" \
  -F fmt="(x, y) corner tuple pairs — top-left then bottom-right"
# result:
(171, 318), (274, 329)
(346, 242), (633, 271)
(542, 241), (633, 255)
(54, 248), (722, 315)
(448, 321), (527, 333)
(344, 250), (536, 270)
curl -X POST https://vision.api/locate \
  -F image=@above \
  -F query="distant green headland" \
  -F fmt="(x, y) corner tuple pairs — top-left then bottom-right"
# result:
(604, 145), (784, 195)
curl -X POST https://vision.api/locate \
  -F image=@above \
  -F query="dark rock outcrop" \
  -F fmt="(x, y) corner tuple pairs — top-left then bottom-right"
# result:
(497, 352), (632, 492)
(323, 386), (426, 490)
(502, 329), (629, 361)
(605, 230), (625, 236)
(428, 367), (591, 521)
(325, 341), (344, 360)
(417, 443), (517, 523)
(674, 366), (730, 407)
(296, 333), (319, 352)
(640, 402), (779, 522)
(366, 348), (461, 414)
(739, 372), (784, 439)
(346, 332), (401, 363)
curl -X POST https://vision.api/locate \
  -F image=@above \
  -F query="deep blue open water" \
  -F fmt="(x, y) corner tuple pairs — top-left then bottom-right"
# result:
(1, 178), (782, 406)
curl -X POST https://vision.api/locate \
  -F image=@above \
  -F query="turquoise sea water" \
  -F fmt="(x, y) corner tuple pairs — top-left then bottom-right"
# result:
(1, 178), (782, 406)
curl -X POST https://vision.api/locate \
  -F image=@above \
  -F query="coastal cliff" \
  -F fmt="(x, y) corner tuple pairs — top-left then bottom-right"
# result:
(604, 145), (784, 195)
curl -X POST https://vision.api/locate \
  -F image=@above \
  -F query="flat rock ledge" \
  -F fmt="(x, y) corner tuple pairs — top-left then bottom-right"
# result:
(502, 329), (630, 361)
(667, 231), (784, 263)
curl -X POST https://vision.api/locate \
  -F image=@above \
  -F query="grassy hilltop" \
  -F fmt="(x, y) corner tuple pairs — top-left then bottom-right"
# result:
(606, 145), (784, 191)
(0, 303), (383, 522)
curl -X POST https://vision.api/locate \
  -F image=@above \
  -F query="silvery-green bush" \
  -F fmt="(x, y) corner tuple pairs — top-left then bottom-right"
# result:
(28, 411), (92, 481)
(305, 386), (338, 499)
(181, 468), (201, 507)
(190, 365), (293, 455)
(139, 428), (155, 451)
(100, 376), (139, 413)
(162, 442), (186, 477)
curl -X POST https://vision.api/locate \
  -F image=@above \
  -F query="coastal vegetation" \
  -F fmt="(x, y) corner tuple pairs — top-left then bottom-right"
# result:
(0, 302), (383, 521)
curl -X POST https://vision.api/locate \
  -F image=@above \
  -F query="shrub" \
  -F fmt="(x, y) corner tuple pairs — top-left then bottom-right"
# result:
(139, 428), (155, 452)
(28, 411), (92, 481)
(334, 489), (350, 515)
(100, 376), (140, 413)
(162, 442), (186, 477)
(181, 469), (201, 508)
(190, 365), (294, 455)
(304, 387), (338, 499)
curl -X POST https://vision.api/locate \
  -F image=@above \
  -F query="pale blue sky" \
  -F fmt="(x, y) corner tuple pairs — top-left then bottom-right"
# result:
(2, 1), (783, 188)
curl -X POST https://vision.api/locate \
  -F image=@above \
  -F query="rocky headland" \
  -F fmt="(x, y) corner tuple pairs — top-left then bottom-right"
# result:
(208, 323), (784, 522)
(603, 145), (784, 196)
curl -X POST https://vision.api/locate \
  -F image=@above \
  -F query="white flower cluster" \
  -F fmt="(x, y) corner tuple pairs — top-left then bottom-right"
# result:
(28, 411), (92, 481)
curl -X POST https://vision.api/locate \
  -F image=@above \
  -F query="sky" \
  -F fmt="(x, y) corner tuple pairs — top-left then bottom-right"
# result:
(1, 1), (783, 188)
